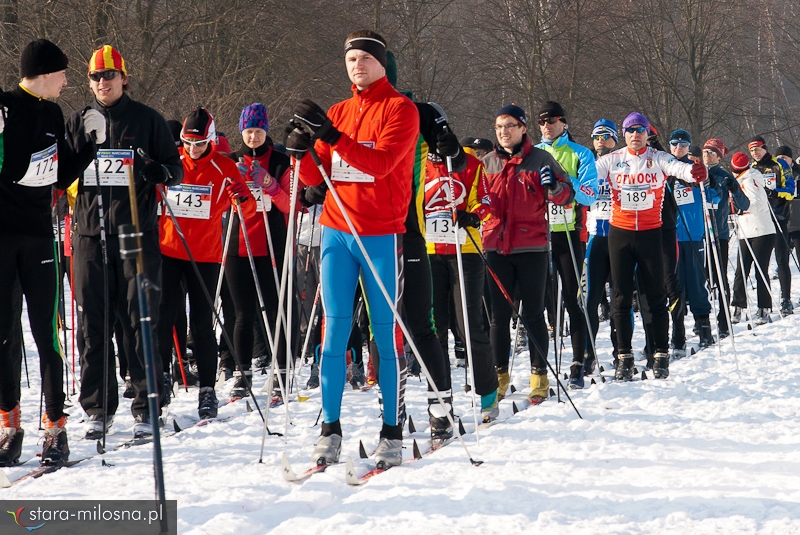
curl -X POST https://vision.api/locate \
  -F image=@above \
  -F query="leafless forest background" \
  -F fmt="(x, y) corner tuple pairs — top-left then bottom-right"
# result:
(3, 0), (800, 152)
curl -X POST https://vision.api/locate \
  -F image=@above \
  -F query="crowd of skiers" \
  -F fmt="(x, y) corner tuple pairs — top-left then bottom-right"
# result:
(1, 30), (798, 471)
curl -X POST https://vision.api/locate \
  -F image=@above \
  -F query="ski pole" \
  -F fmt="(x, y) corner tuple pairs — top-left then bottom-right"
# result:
(444, 153), (481, 439)
(120, 149), (167, 509)
(766, 201), (800, 272)
(90, 135), (112, 453)
(211, 205), (235, 331)
(732, 220), (757, 333)
(305, 142), (484, 464)
(173, 327), (189, 392)
(544, 204), (562, 404)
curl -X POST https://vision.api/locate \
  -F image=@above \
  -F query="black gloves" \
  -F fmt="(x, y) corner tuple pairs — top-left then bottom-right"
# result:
(721, 177), (738, 192)
(436, 131), (461, 159)
(293, 99), (341, 145)
(285, 124), (313, 160)
(300, 184), (328, 207)
(140, 161), (170, 184)
(455, 210), (480, 228)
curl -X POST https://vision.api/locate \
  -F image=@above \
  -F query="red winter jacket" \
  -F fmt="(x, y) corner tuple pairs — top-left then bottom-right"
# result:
(298, 76), (420, 236)
(228, 143), (294, 257)
(482, 137), (573, 255)
(160, 146), (254, 263)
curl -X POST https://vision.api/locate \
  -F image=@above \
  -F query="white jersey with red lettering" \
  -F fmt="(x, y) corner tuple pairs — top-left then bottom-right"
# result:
(595, 146), (696, 231)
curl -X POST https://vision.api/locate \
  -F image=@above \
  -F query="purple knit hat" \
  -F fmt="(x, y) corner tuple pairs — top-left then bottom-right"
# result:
(239, 103), (269, 133)
(622, 112), (649, 130)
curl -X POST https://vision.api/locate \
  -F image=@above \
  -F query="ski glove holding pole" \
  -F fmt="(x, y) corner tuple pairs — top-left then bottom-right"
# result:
(540, 165), (556, 190)
(284, 122), (313, 159)
(225, 179), (250, 202)
(301, 183), (328, 207)
(82, 108), (107, 146)
(691, 161), (708, 183)
(237, 158), (278, 195)
(292, 99), (341, 145)
(436, 130), (461, 158)
(138, 148), (172, 184)
(455, 210), (480, 228)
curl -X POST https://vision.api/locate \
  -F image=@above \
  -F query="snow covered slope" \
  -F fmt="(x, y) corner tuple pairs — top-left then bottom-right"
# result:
(5, 290), (800, 535)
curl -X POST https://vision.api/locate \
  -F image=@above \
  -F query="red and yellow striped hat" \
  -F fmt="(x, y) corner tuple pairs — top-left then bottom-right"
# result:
(88, 45), (126, 75)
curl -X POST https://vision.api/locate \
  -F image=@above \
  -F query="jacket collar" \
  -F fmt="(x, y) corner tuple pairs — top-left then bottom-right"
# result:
(351, 76), (395, 102)
(93, 92), (131, 117)
(496, 136), (531, 161)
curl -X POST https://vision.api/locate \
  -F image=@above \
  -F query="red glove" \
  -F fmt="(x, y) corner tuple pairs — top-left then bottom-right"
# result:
(690, 161), (708, 183)
(226, 180), (250, 202)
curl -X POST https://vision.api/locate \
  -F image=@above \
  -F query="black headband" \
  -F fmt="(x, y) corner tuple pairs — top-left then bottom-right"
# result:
(344, 37), (387, 67)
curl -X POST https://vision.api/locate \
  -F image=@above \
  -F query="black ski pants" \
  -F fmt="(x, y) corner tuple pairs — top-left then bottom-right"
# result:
(224, 254), (285, 386)
(157, 256), (219, 388)
(487, 251), (550, 372)
(550, 230), (587, 364)
(732, 234), (775, 310)
(584, 235), (617, 361)
(74, 230), (165, 419)
(430, 253), (497, 396)
(609, 227), (669, 354)
(0, 235), (65, 421)
(773, 219), (791, 300)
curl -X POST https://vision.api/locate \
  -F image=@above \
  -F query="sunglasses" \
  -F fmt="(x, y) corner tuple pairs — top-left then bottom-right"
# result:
(625, 126), (647, 134)
(537, 117), (563, 126)
(669, 140), (690, 147)
(89, 70), (120, 82)
(182, 138), (210, 147)
(702, 149), (718, 155)
(592, 134), (612, 141)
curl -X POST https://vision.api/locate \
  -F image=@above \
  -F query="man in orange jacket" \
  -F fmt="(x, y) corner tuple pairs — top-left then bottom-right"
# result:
(287, 29), (419, 469)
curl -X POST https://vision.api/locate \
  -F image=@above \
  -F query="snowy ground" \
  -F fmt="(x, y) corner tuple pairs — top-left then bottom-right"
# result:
(5, 258), (800, 535)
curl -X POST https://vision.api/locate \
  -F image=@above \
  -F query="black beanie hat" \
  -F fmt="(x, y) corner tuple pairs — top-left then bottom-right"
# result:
(20, 39), (68, 78)
(538, 100), (566, 120)
(775, 145), (793, 159)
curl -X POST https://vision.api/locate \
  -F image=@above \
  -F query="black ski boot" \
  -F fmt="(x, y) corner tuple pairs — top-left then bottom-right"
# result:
(230, 369), (252, 401)
(123, 376), (135, 399)
(41, 428), (69, 466)
(428, 391), (454, 441)
(652, 352), (670, 379)
(697, 316), (714, 348)
(780, 298), (794, 317)
(568, 361), (585, 390)
(0, 429), (24, 467)
(306, 363), (320, 389)
(350, 359), (366, 390)
(198, 387), (218, 419)
(614, 353), (634, 381)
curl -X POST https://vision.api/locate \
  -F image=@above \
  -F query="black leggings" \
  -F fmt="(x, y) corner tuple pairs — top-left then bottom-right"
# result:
(609, 227), (668, 354)
(773, 219), (791, 300)
(487, 251), (549, 372)
(550, 231), (587, 363)
(157, 256), (219, 388)
(584, 235), (616, 360)
(225, 255), (285, 384)
(0, 235), (65, 421)
(732, 234), (775, 309)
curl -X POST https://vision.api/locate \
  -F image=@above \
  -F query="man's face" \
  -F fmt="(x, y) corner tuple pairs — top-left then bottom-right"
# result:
(40, 70), (67, 99)
(670, 139), (690, 159)
(592, 134), (615, 151)
(345, 49), (385, 90)
(183, 140), (209, 160)
(89, 69), (126, 106)
(750, 145), (767, 161)
(538, 116), (565, 140)
(703, 149), (721, 166)
(624, 125), (647, 151)
(495, 116), (526, 152)
(242, 128), (266, 149)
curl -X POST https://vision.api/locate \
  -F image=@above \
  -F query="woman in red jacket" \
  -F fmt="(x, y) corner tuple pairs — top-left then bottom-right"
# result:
(158, 107), (253, 419)
(225, 103), (294, 402)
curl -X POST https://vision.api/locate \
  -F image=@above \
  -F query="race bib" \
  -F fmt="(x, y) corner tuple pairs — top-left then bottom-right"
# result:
(620, 184), (653, 211)
(247, 182), (272, 213)
(165, 184), (212, 219)
(591, 185), (611, 220)
(547, 202), (575, 228)
(425, 211), (466, 244)
(83, 149), (133, 186)
(330, 145), (375, 183)
(18, 143), (58, 187)
(673, 185), (694, 206)
(764, 172), (776, 190)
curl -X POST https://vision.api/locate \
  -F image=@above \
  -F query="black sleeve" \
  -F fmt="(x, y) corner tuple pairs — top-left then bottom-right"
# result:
(147, 111), (183, 186)
(56, 107), (94, 189)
